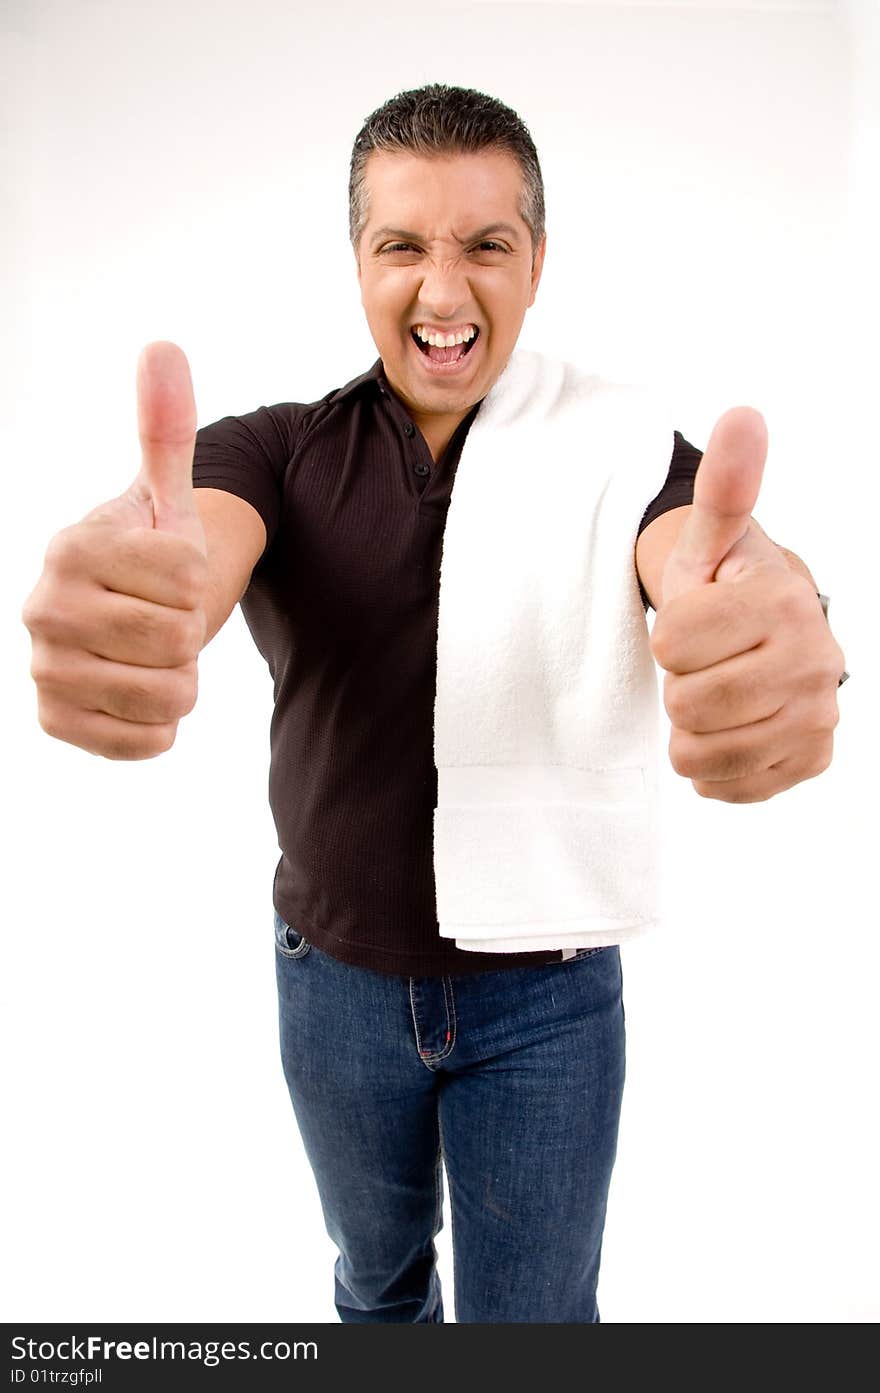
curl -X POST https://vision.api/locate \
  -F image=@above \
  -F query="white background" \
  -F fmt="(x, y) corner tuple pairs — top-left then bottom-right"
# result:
(4, 0), (878, 1323)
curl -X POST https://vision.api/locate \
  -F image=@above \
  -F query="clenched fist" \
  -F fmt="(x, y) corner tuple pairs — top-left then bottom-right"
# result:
(21, 342), (209, 760)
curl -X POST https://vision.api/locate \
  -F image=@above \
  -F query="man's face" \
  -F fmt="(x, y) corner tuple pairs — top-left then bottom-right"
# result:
(355, 148), (546, 435)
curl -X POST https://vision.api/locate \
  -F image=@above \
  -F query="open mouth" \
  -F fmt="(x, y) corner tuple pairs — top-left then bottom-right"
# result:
(410, 326), (480, 367)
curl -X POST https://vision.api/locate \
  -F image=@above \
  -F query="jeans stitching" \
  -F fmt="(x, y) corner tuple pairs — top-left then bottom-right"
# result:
(408, 978), (427, 1064)
(433, 1125), (444, 1238)
(439, 976), (457, 1058)
(409, 976), (457, 1066)
(425, 978), (456, 1063)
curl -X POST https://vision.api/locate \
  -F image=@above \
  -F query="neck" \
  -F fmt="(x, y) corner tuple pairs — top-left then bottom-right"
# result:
(412, 411), (470, 464)
(376, 365), (478, 462)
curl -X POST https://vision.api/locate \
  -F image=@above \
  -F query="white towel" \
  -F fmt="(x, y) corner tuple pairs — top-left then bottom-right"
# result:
(432, 349), (674, 953)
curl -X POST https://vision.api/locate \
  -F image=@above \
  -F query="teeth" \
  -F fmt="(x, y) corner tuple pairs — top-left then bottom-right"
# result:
(414, 325), (477, 346)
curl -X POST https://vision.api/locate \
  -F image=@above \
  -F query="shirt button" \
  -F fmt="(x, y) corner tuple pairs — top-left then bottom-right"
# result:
(404, 422), (415, 437)
(413, 462), (430, 477)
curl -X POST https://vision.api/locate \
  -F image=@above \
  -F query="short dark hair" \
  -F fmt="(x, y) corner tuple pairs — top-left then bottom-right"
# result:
(349, 83), (545, 259)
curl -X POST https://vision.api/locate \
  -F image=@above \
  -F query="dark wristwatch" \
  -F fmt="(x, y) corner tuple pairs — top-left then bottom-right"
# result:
(817, 593), (850, 687)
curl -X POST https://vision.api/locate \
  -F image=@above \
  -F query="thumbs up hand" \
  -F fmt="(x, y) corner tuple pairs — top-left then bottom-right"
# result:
(80, 341), (208, 557)
(649, 407), (845, 803)
(22, 342), (209, 761)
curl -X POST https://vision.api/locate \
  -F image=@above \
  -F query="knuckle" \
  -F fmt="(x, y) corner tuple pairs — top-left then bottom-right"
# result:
(173, 550), (209, 610)
(109, 528), (150, 577)
(697, 778), (759, 804)
(121, 667), (197, 723)
(664, 677), (706, 731)
(23, 578), (73, 641)
(97, 728), (137, 760)
(668, 734), (693, 777)
(732, 786), (767, 804)
(142, 722), (179, 757)
(99, 733), (137, 761)
(691, 778), (729, 801)
(780, 579), (815, 622)
(120, 533), (207, 610)
(671, 735), (757, 784)
(21, 595), (40, 633)
(728, 750), (758, 781)
(174, 662), (199, 717)
(101, 721), (178, 761)
(29, 646), (56, 688)
(36, 700), (65, 742)
(664, 689), (688, 728)
(119, 602), (199, 664)
(650, 627), (670, 668)
(190, 608), (207, 654)
(151, 721), (179, 756)
(662, 675), (682, 724)
(35, 696), (178, 761)
(166, 611), (204, 664)
(21, 579), (54, 634)
(45, 524), (89, 576)
(42, 528), (70, 570)
(121, 603), (161, 651)
(114, 676), (159, 722)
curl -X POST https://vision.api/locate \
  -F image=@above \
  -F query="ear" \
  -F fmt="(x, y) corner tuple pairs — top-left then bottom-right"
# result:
(354, 241), (362, 285)
(527, 233), (547, 307)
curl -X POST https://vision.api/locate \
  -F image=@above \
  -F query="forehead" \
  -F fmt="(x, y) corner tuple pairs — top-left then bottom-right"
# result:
(361, 148), (526, 233)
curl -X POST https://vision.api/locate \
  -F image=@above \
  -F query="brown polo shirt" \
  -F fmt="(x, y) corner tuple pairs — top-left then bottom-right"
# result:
(192, 357), (701, 977)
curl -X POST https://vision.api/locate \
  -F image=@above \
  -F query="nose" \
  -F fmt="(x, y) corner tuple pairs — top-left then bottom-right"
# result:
(416, 256), (472, 321)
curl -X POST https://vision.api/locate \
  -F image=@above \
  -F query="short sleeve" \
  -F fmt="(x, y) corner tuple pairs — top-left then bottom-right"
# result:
(192, 403), (304, 564)
(636, 430), (703, 610)
(637, 431), (702, 537)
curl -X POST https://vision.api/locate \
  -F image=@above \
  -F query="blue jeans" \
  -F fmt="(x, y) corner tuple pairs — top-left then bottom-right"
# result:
(273, 909), (626, 1323)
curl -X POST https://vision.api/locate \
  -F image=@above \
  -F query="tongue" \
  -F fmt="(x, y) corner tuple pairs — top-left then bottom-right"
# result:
(428, 341), (466, 364)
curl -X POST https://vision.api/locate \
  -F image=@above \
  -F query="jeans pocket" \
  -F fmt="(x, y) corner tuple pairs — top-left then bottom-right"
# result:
(273, 908), (312, 959)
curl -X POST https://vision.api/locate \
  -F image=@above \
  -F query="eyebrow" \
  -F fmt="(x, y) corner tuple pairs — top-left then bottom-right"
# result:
(368, 221), (521, 250)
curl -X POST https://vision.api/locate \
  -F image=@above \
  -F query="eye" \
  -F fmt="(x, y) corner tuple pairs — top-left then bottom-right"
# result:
(380, 242), (419, 254)
(473, 241), (507, 253)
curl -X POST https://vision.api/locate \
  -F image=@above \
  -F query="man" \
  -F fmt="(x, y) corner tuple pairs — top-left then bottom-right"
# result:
(21, 84), (846, 1323)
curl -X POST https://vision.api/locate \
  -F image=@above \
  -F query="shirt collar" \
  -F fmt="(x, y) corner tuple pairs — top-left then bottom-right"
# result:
(334, 357), (485, 438)
(329, 357), (387, 401)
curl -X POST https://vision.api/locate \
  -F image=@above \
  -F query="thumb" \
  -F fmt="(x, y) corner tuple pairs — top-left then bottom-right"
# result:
(134, 341), (206, 555)
(660, 406), (770, 606)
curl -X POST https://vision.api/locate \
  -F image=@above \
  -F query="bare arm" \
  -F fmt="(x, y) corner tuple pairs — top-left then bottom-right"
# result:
(635, 505), (692, 612)
(194, 488), (268, 649)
